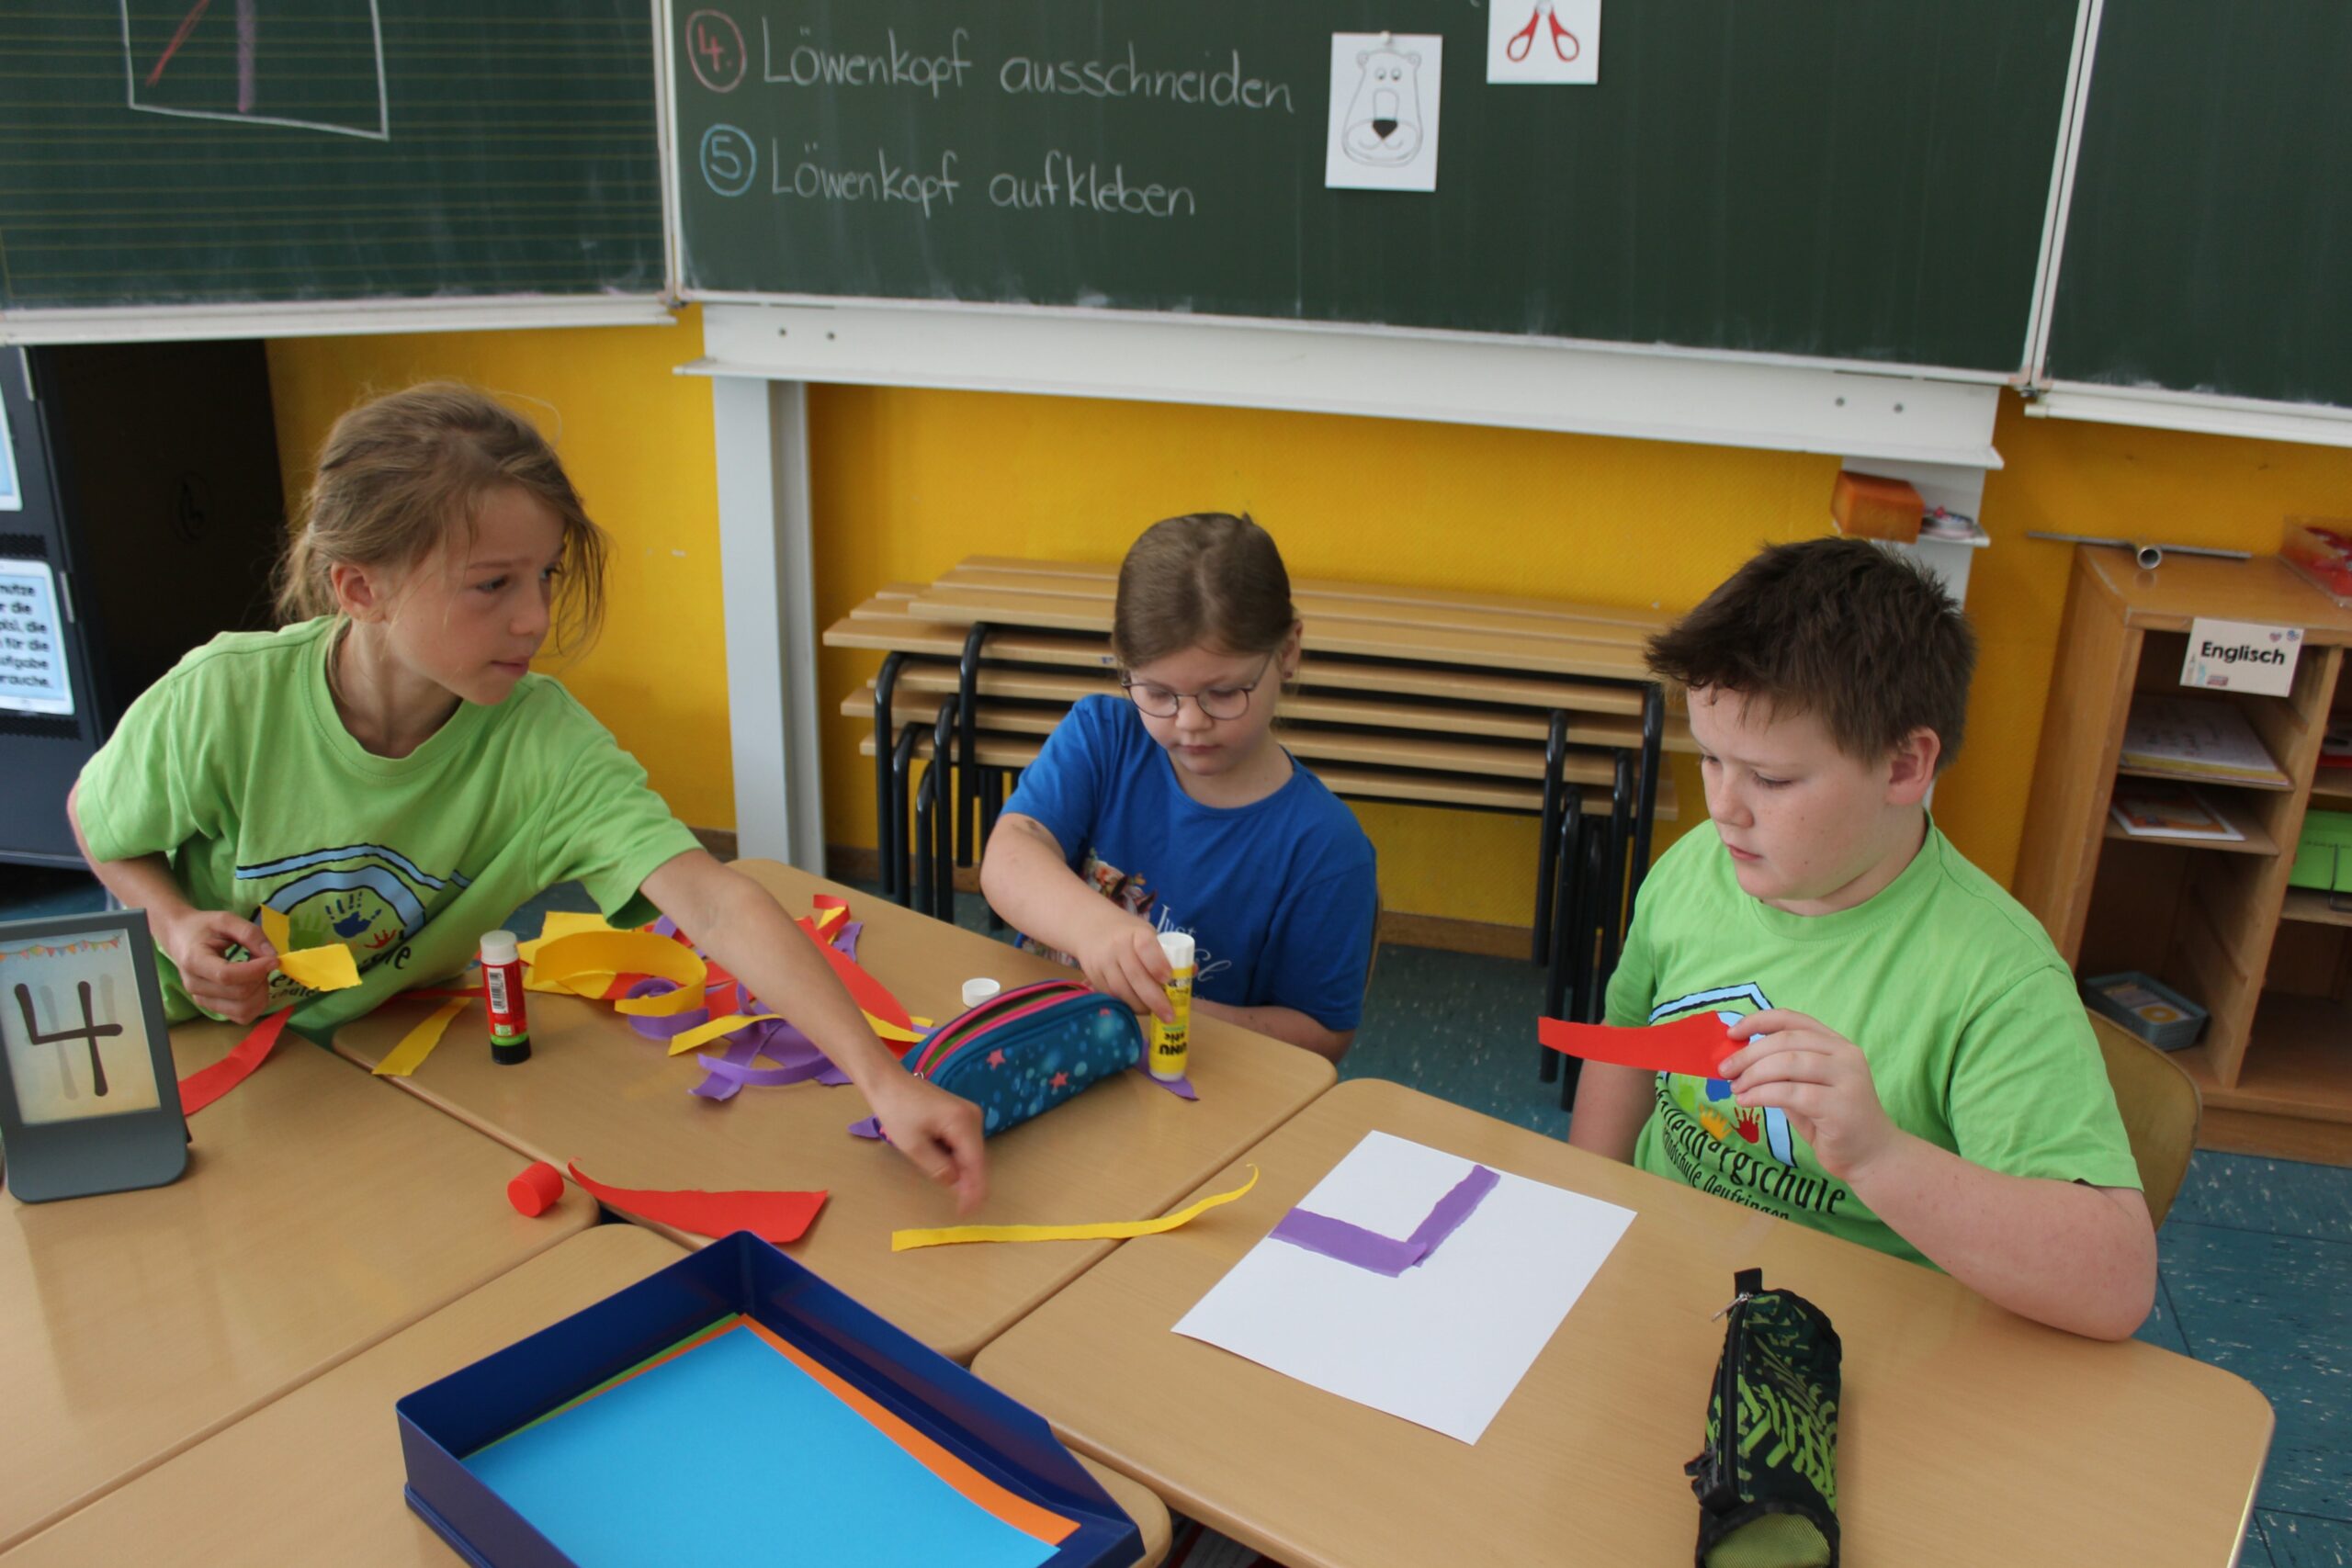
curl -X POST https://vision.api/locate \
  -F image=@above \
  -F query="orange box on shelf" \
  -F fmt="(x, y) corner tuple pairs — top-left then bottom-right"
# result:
(1830, 470), (1925, 543)
(2281, 516), (2352, 607)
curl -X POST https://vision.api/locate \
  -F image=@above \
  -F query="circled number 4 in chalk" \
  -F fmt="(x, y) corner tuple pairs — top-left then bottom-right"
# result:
(685, 10), (746, 93)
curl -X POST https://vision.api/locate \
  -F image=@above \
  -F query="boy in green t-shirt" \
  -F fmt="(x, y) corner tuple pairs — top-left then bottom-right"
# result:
(1569, 537), (2157, 1340)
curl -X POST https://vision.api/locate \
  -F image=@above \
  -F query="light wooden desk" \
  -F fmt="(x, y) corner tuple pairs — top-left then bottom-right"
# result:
(975, 1078), (2275, 1568)
(0, 1019), (594, 1553)
(334, 859), (1336, 1363)
(2, 1225), (1171, 1568)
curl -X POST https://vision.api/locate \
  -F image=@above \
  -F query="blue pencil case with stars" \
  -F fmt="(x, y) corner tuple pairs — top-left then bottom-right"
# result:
(871, 978), (1145, 1138)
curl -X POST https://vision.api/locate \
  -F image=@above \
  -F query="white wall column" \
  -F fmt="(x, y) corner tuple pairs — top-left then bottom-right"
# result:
(709, 375), (825, 868)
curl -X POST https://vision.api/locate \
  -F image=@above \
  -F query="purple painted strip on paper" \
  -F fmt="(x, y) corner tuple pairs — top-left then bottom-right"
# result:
(1267, 1209), (1427, 1276)
(1403, 1164), (1500, 1267)
(1268, 1163), (1503, 1276)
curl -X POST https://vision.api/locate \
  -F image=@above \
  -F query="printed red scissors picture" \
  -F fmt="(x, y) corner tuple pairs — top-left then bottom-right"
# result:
(1505, 1), (1581, 63)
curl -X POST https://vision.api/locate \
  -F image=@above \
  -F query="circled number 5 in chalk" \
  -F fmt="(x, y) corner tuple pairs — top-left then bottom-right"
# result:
(701, 124), (756, 197)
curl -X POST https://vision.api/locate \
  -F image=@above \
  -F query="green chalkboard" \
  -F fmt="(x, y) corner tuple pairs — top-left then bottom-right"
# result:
(2045, 2), (2352, 408)
(0, 3), (663, 311)
(674, 1), (2076, 373)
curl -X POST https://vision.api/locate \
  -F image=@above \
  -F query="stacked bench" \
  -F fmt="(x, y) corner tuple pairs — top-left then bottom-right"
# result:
(822, 557), (1692, 1093)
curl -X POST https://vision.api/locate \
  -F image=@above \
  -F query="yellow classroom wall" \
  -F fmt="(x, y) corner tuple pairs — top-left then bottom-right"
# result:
(265, 318), (2352, 926)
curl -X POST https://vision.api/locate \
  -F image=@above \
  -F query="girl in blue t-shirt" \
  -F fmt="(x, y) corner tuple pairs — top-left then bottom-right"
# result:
(979, 513), (1378, 1060)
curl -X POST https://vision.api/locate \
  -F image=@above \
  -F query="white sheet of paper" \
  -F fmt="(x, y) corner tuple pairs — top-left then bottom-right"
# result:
(1171, 1130), (1634, 1443)
(0, 558), (75, 716)
(1325, 34), (1443, 193)
(1487, 0), (1602, 85)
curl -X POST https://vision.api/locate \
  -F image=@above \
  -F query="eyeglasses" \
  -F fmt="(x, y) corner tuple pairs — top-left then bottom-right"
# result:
(1121, 655), (1276, 720)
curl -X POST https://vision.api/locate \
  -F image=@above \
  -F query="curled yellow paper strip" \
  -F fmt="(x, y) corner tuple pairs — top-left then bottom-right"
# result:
(257, 905), (362, 993)
(372, 999), (469, 1077)
(530, 931), (707, 1017)
(890, 1166), (1260, 1252)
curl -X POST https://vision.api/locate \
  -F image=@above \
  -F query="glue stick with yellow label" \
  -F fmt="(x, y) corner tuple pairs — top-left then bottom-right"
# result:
(1148, 930), (1194, 1081)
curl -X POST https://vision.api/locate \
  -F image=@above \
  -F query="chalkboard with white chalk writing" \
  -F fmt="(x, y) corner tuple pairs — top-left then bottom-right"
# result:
(0, 3), (662, 313)
(673, 0), (2077, 373)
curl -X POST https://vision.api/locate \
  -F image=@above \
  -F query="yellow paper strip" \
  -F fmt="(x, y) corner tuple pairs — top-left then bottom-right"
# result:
(525, 968), (614, 996)
(259, 904), (291, 956)
(279, 942), (361, 992)
(531, 931), (707, 1017)
(372, 999), (469, 1077)
(891, 1167), (1260, 1252)
(517, 911), (617, 964)
(865, 1013), (926, 1044)
(665, 1013), (763, 1056)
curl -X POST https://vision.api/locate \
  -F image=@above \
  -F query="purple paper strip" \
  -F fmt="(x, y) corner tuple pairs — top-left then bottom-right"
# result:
(847, 1115), (885, 1140)
(831, 920), (863, 961)
(1139, 1067), (1198, 1101)
(1269, 1162), (1503, 1276)
(1403, 1164), (1501, 1267)
(650, 915), (682, 941)
(695, 1054), (834, 1089)
(1267, 1210), (1427, 1276)
(689, 1034), (764, 1100)
(625, 978), (714, 1041)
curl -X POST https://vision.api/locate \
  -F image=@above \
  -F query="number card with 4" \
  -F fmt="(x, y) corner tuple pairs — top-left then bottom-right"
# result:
(0, 911), (187, 1202)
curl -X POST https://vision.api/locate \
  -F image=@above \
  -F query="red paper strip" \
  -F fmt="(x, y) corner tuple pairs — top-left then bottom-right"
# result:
(567, 1162), (828, 1244)
(1538, 1012), (1737, 1079)
(177, 1005), (295, 1115)
(794, 915), (910, 1029)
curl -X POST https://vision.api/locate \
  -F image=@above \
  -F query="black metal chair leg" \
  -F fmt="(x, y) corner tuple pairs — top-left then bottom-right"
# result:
(1599, 750), (1634, 991)
(872, 652), (907, 899)
(889, 724), (920, 908)
(1534, 709), (1567, 964)
(956, 625), (989, 870)
(979, 770), (1007, 932)
(912, 756), (937, 918)
(1541, 789), (1583, 1083)
(932, 697), (960, 923)
(1631, 683), (1664, 905)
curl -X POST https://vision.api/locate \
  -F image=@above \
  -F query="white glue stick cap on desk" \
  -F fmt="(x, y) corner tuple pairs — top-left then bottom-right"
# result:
(961, 976), (1002, 1010)
(1159, 931), (1194, 972)
(481, 930), (520, 965)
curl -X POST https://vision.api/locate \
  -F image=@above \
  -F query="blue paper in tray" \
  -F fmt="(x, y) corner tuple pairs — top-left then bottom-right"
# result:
(465, 1320), (1058, 1568)
(397, 1230), (1139, 1568)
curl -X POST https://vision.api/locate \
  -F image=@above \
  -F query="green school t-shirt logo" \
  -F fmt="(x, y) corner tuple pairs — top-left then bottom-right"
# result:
(1647, 986), (1856, 1222)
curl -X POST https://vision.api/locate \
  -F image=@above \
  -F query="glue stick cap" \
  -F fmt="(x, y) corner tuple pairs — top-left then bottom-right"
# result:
(961, 976), (1002, 1010)
(481, 930), (520, 965)
(1158, 930), (1195, 971)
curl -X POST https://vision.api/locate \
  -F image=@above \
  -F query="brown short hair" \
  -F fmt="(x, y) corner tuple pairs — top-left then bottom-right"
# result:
(1112, 513), (1296, 667)
(273, 382), (609, 656)
(1646, 536), (1976, 768)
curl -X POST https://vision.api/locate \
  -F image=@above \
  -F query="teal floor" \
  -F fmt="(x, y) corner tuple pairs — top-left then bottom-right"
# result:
(9, 863), (2348, 1562)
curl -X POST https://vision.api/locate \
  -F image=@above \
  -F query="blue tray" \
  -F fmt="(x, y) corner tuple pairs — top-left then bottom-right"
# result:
(396, 1230), (1141, 1568)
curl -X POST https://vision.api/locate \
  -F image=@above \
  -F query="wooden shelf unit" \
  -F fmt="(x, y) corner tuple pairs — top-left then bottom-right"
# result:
(2016, 550), (2352, 1164)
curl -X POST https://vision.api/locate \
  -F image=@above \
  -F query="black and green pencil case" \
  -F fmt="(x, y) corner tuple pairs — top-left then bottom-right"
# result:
(1685, 1267), (1843, 1568)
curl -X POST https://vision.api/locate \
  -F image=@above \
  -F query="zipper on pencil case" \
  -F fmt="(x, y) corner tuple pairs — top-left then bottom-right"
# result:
(912, 980), (1087, 1075)
(917, 990), (1092, 1078)
(1691, 1268), (1761, 1512)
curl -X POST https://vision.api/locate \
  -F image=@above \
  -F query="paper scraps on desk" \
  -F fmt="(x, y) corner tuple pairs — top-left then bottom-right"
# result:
(1268, 1163), (1498, 1277)
(1173, 1132), (1635, 1444)
(521, 911), (621, 994)
(533, 931), (708, 1017)
(1538, 1012), (1736, 1079)
(890, 1166), (1258, 1251)
(567, 1162), (829, 1245)
(372, 998), (470, 1077)
(256, 904), (363, 994)
(177, 1005), (295, 1115)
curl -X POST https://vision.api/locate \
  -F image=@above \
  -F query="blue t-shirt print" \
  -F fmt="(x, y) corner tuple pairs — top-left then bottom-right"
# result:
(1001, 695), (1379, 1031)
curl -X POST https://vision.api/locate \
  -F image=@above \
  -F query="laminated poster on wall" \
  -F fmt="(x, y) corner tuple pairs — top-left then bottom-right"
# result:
(0, 399), (19, 510)
(1172, 1131), (1634, 1444)
(0, 558), (74, 717)
(1487, 0), (1601, 85)
(1326, 34), (1442, 193)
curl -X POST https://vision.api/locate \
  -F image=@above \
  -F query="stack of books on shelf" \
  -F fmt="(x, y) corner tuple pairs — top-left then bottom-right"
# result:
(2109, 782), (2245, 842)
(2119, 694), (2290, 788)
